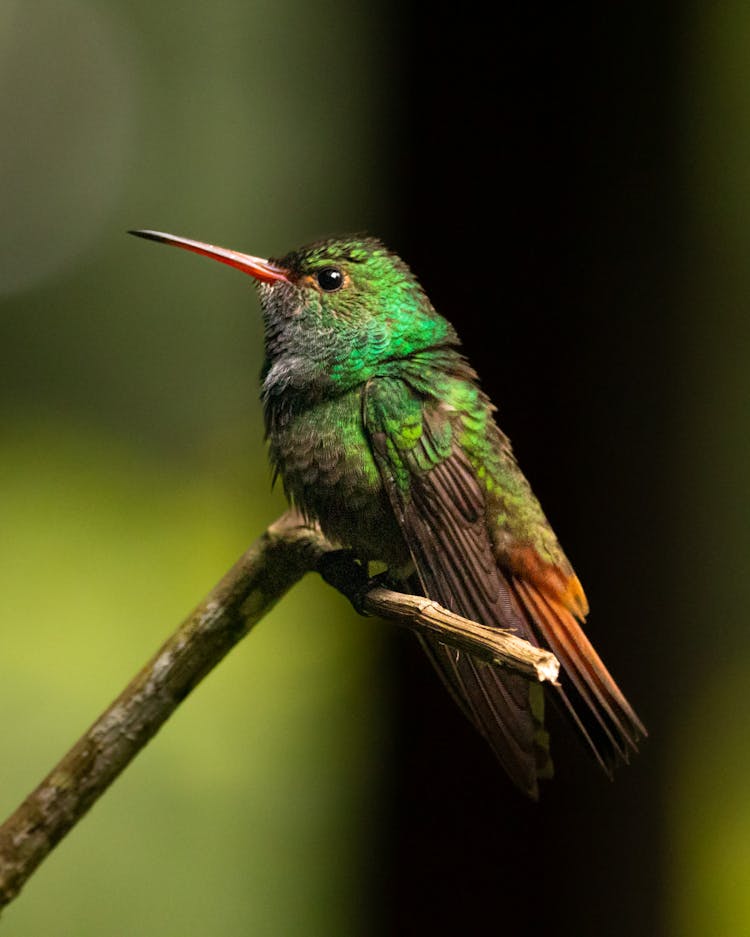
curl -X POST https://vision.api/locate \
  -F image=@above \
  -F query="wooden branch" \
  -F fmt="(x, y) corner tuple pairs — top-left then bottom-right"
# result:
(363, 587), (559, 683)
(0, 510), (558, 912)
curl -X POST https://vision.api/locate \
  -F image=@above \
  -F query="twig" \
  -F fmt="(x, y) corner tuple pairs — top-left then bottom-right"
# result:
(363, 587), (559, 682)
(0, 510), (558, 911)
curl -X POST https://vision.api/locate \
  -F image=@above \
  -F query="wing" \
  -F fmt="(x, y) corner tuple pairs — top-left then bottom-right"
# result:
(363, 372), (645, 796)
(364, 376), (551, 796)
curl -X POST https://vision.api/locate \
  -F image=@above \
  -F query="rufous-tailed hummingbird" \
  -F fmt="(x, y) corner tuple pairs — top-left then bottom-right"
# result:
(129, 228), (645, 798)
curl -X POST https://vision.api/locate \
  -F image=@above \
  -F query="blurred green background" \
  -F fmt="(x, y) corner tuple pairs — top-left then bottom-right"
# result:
(2, 2), (750, 935)
(0, 2), (392, 934)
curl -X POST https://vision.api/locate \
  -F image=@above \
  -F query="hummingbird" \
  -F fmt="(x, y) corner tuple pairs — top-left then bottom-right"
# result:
(129, 228), (646, 798)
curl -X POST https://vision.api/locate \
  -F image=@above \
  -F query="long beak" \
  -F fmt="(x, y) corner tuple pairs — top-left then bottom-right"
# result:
(128, 229), (290, 284)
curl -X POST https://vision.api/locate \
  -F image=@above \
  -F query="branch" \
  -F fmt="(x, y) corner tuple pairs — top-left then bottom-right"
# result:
(0, 510), (558, 911)
(363, 587), (559, 682)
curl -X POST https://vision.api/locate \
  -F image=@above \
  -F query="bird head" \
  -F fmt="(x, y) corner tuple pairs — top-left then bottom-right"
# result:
(129, 229), (456, 395)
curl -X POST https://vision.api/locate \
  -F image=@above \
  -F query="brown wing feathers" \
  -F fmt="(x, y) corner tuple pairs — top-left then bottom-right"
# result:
(391, 441), (552, 796)
(365, 380), (644, 795)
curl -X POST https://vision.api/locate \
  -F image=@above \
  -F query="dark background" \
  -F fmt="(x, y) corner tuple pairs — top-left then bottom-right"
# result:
(381, 7), (676, 936)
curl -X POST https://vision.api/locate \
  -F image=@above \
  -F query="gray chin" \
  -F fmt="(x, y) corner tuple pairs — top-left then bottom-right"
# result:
(259, 281), (303, 318)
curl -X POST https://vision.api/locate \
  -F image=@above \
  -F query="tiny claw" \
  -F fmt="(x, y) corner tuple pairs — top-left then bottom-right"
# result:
(317, 550), (371, 615)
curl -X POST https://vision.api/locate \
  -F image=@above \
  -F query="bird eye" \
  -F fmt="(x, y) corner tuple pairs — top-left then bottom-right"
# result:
(315, 267), (344, 292)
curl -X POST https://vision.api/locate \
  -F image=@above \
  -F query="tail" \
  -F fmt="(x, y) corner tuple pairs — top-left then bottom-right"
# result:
(512, 577), (646, 774)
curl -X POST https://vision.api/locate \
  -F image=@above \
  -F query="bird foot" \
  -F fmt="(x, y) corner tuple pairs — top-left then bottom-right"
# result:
(316, 550), (377, 615)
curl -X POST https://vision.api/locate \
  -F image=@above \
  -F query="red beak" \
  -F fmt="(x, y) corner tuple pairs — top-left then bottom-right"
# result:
(128, 229), (289, 284)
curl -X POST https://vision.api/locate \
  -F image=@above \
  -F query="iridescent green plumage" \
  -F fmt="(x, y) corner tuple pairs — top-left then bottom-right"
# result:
(257, 235), (644, 796)
(131, 229), (646, 797)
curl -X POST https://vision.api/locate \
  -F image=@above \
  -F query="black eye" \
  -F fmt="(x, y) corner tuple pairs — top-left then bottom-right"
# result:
(316, 267), (344, 292)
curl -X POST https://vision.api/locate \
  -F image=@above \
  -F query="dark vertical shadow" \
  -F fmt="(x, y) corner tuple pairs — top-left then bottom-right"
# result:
(377, 6), (682, 936)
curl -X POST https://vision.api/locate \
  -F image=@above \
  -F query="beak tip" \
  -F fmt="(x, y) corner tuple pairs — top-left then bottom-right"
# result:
(127, 228), (289, 284)
(128, 229), (166, 243)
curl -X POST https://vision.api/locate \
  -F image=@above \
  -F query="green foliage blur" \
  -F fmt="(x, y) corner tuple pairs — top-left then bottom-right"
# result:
(0, 1), (393, 933)
(666, 5), (750, 935)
